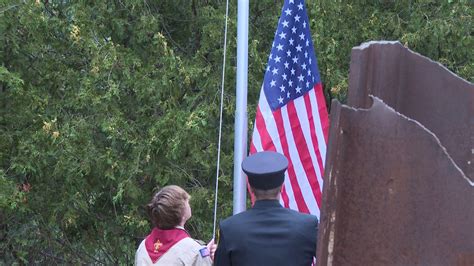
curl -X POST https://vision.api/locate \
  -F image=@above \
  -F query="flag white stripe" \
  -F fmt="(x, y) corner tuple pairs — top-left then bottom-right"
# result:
(251, 123), (263, 151)
(308, 89), (327, 166)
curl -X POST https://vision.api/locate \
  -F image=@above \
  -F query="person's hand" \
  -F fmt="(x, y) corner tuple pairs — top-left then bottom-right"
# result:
(206, 238), (217, 261)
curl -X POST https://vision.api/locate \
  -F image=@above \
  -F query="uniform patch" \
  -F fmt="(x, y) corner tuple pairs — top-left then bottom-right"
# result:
(199, 247), (210, 258)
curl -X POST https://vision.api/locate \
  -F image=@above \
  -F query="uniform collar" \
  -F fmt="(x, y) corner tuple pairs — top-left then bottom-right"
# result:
(252, 199), (282, 209)
(174, 225), (190, 235)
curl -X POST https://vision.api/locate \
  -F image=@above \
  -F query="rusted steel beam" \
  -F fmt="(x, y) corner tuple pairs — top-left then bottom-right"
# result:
(317, 97), (474, 265)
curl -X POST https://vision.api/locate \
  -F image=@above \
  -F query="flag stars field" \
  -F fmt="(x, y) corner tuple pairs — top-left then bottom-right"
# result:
(262, 1), (321, 111)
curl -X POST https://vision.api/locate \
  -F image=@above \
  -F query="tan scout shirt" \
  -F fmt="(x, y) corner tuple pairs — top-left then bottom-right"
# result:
(135, 237), (212, 266)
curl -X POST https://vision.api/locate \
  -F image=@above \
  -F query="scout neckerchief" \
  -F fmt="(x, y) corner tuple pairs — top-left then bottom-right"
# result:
(144, 227), (190, 263)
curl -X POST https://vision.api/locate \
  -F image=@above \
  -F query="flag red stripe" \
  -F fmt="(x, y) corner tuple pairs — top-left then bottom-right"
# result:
(286, 100), (323, 208)
(315, 83), (329, 142)
(250, 142), (257, 154)
(303, 90), (325, 196)
(273, 108), (310, 213)
(280, 103), (320, 215)
(254, 107), (290, 208)
(255, 107), (277, 152)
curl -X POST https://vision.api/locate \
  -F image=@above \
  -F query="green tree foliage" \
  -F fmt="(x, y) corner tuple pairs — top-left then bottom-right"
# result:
(0, 0), (471, 263)
(312, 0), (472, 103)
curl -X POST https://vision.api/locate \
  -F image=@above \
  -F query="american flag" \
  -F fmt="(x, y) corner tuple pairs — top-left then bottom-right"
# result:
(250, 0), (329, 218)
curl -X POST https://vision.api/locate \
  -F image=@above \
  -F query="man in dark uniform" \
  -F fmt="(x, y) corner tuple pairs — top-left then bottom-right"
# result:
(214, 151), (318, 266)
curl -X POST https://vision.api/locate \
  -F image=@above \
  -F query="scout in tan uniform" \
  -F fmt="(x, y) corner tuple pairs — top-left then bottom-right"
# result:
(135, 185), (216, 266)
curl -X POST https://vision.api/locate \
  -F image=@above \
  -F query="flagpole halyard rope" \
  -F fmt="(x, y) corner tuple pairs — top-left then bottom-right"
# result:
(212, 0), (230, 240)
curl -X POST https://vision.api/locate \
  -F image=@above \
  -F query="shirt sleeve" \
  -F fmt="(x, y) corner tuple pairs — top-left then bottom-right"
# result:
(213, 228), (231, 266)
(134, 240), (150, 266)
(189, 251), (213, 266)
(183, 239), (212, 266)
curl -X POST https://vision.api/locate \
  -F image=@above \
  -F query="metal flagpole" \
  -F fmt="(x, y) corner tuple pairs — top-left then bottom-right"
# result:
(233, 0), (249, 215)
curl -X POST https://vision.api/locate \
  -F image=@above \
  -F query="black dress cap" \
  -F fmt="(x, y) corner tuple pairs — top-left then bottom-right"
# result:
(242, 151), (288, 190)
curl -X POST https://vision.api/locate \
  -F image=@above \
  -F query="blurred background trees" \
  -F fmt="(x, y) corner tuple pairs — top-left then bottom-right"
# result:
(1, 0), (471, 263)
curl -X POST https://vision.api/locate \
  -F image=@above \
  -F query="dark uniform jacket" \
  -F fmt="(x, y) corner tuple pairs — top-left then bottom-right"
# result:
(214, 199), (318, 266)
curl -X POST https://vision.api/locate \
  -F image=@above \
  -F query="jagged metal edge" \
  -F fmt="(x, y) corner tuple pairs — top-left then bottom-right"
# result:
(340, 95), (473, 186)
(352, 40), (473, 86)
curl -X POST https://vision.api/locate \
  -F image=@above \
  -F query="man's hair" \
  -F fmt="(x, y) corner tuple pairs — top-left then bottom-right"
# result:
(147, 185), (190, 229)
(252, 186), (281, 200)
